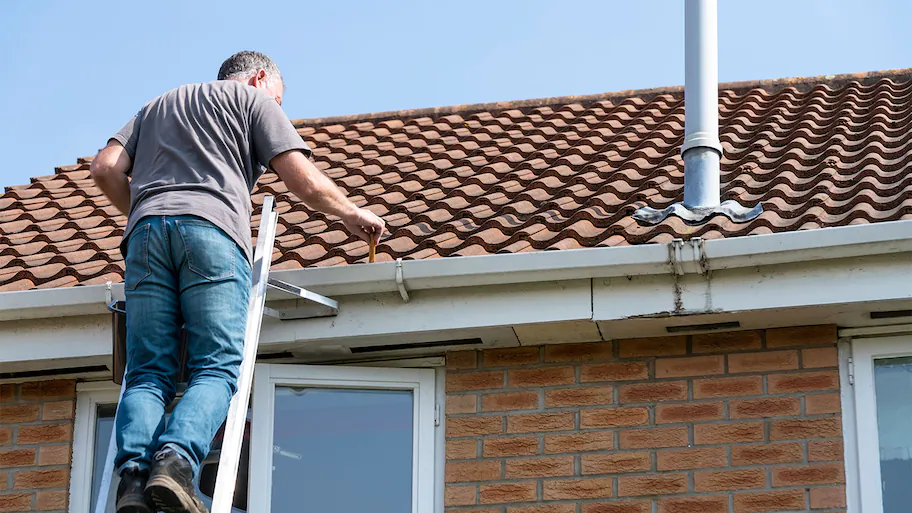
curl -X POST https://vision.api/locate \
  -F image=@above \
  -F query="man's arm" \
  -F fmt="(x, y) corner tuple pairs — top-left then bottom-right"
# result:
(90, 140), (132, 216)
(270, 150), (385, 242)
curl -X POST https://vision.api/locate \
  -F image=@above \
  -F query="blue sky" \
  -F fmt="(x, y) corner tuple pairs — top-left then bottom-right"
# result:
(0, 0), (909, 187)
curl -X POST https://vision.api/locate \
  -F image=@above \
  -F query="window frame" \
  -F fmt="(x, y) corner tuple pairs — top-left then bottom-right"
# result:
(248, 363), (438, 513)
(851, 334), (912, 513)
(70, 381), (121, 513)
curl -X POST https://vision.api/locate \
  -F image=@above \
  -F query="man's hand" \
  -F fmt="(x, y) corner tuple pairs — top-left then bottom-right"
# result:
(90, 141), (132, 216)
(341, 207), (386, 243)
(271, 150), (387, 243)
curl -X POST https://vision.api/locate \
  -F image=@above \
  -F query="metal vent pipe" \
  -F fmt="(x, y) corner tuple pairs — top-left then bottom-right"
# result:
(633, 0), (762, 225)
(681, 0), (723, 208)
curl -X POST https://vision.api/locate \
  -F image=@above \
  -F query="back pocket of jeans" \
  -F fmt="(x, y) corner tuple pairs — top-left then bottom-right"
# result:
(176, 219), (236, 281)
(124, 223), (152, 291)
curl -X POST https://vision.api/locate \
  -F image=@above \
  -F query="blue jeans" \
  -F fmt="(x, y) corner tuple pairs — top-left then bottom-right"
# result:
(115, 215), (251, 479)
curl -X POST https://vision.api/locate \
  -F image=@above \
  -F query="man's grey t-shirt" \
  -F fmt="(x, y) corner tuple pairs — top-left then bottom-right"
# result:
(112, 80), (310, 263)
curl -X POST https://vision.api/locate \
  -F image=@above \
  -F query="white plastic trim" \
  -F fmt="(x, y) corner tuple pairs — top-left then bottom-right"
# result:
(70, 382), (120, 513)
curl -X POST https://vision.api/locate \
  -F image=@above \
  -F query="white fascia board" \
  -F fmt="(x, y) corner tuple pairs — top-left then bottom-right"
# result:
(0, 220), (910, 322)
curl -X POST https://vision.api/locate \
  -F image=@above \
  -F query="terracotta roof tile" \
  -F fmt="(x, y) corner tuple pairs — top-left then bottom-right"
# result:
(2, 70), (912, 291)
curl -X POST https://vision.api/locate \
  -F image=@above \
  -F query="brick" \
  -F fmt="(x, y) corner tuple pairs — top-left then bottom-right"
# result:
(766, 325), (835, 348)
(483, 347), (540, 367)
(545, 431), (613, 453)
(507, 412), (574, 433)
(658, 495), (729, 513)
(618, 336), (687, 357)
(802, 347), (838, 368)
(0, 472), (5, 490)
(0, 404), (39, 425)
(447, 416), (503, 437)
(581, 362), (649, 382)
(771, 463), (844, 486)
(768, 371), (838, 394)
(657, 447), (727, 470)
(41, 401), (74, 421)
(581, 407), (649, 428)
(13, 468), (68, 489)
(509, 505), (576, 513)
(730, 397), (800, 418)
(809, 485), (846, 509)
(444, 485), (476, 507)
(619, 427), (689, 449)
(694, 376), (763, 399)
(545, 386), (613, 407)
(732, 443), (803, 466)
(0, 429), (10, 446)
(695, 468), (766, 492)
(543, 477), (614, 500)
(480, 482), (537, 504)
(545, 342), (613, 362)
(695, 422), (764, 444)
(581, 452), (651, 475)
(484, 436), (539, 457)
(0, 493), (30, 512)
(693, 330), (762, 353)
(733, 490), (806, 513)
(447, 350), (477, 370)
(771, 417), (841, 440)
(582, 501), (652, 513)
(506, 456), (574, 478)
(806, 393), (841, 415)
(0, 449), (35, 468)
(619, 474), (688, 496)
(17, 424), (71, 444)
(809, 439), (844, 461)
(508, 366), (575, 388)
(619, 381), (687, 403)
(0, 385), (13, 402)
(447, 371), (504, 391)
(656, 355), (724, 378)
(656, 402), (724, 424)
(728, 350), (798, 373)
(446, 439), (477, 460)
(445, 460), (501, 482)
(482, 391), (538, 412)
(19, 380), (75, 401)
(36, 490), (67, 511)
(446, 394), (477, 414)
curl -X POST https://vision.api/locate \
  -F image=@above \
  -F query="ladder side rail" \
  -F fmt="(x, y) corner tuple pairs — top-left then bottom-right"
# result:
(210, 196), (278, 513)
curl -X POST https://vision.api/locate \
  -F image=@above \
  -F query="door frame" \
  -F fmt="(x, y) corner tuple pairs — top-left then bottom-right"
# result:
(248, 363), (438, 513)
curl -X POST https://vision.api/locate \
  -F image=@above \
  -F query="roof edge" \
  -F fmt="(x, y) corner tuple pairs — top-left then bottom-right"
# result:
(2, 220), (910, 322)
(291, 68), (912, 128)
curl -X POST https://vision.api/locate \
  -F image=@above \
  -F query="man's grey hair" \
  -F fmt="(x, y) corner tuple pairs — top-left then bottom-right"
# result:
(218, 51), (283, 88)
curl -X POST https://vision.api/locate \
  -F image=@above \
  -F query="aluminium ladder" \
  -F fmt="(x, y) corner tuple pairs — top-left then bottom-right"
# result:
(95, 195), (339, 513)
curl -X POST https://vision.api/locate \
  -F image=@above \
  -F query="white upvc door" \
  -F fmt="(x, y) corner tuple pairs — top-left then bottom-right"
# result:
(248, 363), (437, 513)
(852, 335), (912, 513)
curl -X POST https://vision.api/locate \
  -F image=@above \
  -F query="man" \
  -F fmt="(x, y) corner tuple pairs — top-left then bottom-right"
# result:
(90, 51), (385, 513)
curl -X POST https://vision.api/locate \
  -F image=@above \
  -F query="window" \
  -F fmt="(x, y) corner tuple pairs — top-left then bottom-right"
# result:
(851, 335), (912, 513)
(71, 364), (441, 513)
(70, 383), (251, 513)
(249, 364), (438, 513)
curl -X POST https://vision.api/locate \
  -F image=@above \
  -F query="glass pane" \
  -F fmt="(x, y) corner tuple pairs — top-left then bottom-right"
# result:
(875, 357), (912, 512)
(271, 387), (413, 513)
(89, 403), (251, 513)
(91, 404), (117, 513)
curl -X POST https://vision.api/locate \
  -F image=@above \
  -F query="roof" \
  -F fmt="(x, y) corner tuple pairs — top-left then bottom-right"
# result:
(1, 69), (911, 292)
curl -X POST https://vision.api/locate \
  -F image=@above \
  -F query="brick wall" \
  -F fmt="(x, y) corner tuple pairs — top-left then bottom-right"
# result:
(0, 380), (75, 513)
(444, 326), (846, 513)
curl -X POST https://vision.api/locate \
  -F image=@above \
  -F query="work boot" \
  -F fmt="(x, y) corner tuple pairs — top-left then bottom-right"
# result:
(116, 468), (152, 513)
(145, 448), (209, 513)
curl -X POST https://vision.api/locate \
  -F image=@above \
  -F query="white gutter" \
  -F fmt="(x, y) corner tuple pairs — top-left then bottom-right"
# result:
(0, 220), (910, 322)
